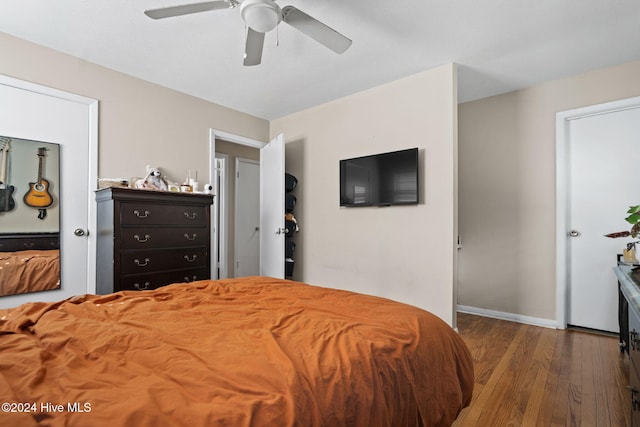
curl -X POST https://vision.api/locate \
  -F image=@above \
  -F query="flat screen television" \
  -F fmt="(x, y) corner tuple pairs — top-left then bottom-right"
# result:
(340, 148), (419, 207)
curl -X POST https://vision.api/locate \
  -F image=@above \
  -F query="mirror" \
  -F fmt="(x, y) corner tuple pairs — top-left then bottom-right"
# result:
(0, 136), (60, 297)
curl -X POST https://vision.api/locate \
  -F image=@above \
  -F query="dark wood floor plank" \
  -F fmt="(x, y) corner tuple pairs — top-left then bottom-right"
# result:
(547, 332), (572, 427)
(580, 333), (597, 425)
(521, 328), (556, 425)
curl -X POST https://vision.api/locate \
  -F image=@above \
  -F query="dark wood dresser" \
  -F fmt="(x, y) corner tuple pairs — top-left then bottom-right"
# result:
(96, 187), (214, 294)
(615, 264), (640, 425)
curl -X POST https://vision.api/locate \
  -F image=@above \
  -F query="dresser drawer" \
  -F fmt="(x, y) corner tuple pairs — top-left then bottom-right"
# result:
(120, 248), (209, 275)
(120, 227), (208, 249)
(118, 268), (210, 291)
(119, 202), (208, 226)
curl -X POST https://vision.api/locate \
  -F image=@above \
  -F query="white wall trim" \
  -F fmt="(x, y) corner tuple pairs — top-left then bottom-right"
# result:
(214, 154), (228, 279)
(210, 129), (267, 149)
(86, 99), (99, 294)
(457, 305), (557, 329)
(555, 95), (640, 330)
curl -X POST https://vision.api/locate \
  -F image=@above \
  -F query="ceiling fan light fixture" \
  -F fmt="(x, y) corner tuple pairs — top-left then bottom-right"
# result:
(240, 0), (281, 33)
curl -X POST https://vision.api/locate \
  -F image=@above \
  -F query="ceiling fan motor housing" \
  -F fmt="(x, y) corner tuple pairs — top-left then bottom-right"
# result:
(240, 0), (282, 33)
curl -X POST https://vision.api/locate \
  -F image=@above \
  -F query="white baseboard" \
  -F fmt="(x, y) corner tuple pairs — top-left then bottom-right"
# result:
(456, 305), (559, 329)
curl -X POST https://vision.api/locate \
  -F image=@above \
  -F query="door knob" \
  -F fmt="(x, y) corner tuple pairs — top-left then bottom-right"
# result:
(569, 230), (581, 237)
(74, 228), (87, 237)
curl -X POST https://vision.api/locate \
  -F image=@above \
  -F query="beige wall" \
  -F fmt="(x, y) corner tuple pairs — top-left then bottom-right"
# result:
(458, 59), (640, 321)
(0, 32), (269, 184)
(271, 64), (458, 325)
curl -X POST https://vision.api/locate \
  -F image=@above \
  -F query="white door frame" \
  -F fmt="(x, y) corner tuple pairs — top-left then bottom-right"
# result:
(214, 154), (228, 279)
(556, 95), (640, 329)
(209, 129), (266, 280)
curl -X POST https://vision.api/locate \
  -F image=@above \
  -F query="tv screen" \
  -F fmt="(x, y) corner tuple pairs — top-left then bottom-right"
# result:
(340, 148), (418, 207)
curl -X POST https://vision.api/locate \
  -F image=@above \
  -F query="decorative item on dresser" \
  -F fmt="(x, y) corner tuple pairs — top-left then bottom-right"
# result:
(95, 187), (213, 294)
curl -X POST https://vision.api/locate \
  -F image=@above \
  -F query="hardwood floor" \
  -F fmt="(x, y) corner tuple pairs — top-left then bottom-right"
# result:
(452, 313), (630, 427)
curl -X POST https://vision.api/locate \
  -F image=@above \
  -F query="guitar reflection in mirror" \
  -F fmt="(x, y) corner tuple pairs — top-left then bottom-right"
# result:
(23, 147), (54, 219)
(0, 137), (16, 212)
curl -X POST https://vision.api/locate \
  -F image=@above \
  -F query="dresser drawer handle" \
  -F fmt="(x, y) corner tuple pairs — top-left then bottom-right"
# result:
(134, 234), (151, 243)
(134, 282), (150, 290)
(184, 212), (197, 220)
(134, 258), (150, 267)
(184, 254), (197, 263)
(133, 209), (150, 218)
(184, 275), (198, 282)
(184, 233), (197, 241)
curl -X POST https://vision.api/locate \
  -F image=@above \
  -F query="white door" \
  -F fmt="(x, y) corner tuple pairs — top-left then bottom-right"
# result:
(235, 158), (260, 276)
(0, 75), (98, 309)
(260, 134), (285, 278)
(568, 105), (640, 332)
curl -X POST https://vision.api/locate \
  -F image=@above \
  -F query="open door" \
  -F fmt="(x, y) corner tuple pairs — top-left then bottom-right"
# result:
(260, 134), (285, 278)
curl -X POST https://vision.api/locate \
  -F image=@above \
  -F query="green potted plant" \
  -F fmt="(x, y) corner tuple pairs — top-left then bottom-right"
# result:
(626, 205), (640, 237)
(606, 205), (640, 263)
(607, 205), (640, 238)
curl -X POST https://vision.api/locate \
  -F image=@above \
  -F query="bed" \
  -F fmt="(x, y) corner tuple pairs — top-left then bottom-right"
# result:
(0, 276), (473, 427)
(0, 233), (60, 297)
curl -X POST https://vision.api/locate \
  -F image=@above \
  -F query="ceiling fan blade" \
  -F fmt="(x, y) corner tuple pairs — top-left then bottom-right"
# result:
(144, 1), (235, 19)
(244, 28), (265, 66)
(281, 6), (352, 54)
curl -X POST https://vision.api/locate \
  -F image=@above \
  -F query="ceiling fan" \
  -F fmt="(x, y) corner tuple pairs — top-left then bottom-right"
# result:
(144, 0), (352, 66)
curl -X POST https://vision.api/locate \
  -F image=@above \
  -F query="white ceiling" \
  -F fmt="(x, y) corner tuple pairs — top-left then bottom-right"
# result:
(0, 0), (639, 120)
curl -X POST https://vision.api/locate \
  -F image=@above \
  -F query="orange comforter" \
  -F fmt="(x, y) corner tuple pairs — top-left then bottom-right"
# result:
(0, 250), (60, 297)
(0, 277), (473, 427)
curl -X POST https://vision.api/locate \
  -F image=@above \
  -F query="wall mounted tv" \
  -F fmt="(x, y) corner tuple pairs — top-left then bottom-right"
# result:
(340, 148), (419, 207)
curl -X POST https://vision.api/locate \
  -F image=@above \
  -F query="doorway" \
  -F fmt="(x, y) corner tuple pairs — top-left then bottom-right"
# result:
(556, 96), (640, 331)
(209, 129), (287, 280)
